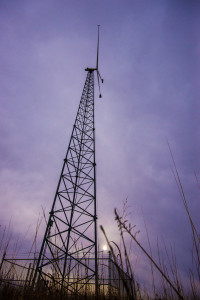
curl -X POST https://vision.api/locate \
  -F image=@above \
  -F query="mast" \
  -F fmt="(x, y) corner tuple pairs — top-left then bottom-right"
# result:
(33, 27), (103, 297)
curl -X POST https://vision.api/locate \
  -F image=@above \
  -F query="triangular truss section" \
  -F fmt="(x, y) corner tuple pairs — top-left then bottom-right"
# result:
(33, 70), (98, 295)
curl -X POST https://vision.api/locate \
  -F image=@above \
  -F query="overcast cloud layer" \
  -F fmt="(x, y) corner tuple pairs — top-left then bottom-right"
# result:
(0, 0), (199, 291)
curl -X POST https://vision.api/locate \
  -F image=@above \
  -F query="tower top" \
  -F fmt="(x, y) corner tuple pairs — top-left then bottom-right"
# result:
(85, 25), (103, 98)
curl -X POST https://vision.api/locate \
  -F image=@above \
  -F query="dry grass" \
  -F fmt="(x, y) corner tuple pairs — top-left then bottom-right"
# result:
(0, 146), (199, 299)
(99, 143), (200, 300)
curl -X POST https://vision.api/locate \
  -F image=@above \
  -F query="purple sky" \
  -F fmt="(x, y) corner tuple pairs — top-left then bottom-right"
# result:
(0, 0), (200, 291)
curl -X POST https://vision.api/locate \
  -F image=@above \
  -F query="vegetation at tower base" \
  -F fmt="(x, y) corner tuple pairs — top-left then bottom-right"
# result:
(0, 140), (199, 299)
(0, 170), (200, 300)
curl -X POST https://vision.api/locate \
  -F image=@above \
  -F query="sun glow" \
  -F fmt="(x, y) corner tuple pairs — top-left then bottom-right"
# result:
(103, 244), (108, 251)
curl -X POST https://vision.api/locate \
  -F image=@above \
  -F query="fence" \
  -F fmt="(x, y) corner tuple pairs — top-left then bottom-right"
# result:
(0, 251), (135, 298)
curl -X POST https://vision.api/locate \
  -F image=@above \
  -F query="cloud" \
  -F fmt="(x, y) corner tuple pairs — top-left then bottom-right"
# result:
(0, 0), (199, 291)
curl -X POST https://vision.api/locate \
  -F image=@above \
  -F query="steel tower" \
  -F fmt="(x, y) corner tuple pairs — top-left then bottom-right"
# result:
(33, 27), (103, 296)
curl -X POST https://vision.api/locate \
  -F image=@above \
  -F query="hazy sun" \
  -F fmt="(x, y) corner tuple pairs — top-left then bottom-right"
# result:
(103, 244), (107, 251)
